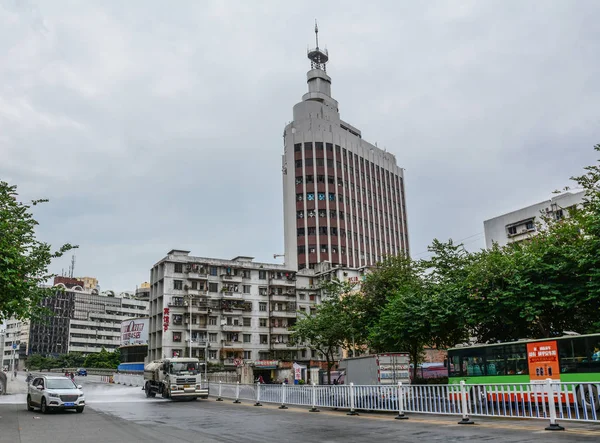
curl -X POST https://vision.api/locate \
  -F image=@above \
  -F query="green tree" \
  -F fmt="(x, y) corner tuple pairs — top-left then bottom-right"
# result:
(361, 254), (421, 328)
(0, 181), (77, 322)
(289, 282), (359, 384)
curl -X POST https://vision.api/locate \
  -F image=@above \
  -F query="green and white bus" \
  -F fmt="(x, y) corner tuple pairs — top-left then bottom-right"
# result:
(448, 333), (600, 385)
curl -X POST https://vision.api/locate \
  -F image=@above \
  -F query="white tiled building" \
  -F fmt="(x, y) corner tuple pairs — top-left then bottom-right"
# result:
(483, 190), (586, 248)
(148, 250), (322, 366)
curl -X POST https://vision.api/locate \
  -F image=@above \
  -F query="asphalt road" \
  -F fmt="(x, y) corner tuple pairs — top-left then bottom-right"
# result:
(1, 372), (599, 442)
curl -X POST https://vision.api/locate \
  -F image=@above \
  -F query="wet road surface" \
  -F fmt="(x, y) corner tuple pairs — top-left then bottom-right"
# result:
(1, 373), (599, 442)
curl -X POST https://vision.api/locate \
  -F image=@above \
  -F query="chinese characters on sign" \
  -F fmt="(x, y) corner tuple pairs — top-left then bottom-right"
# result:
(120, 318), (149, 346)
(163, 308), (170, 332)
(527, 340), (560, 381)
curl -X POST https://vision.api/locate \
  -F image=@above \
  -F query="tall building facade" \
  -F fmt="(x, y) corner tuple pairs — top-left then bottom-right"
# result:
(28, 289), (148, 356)
(282, 26), (409, 270)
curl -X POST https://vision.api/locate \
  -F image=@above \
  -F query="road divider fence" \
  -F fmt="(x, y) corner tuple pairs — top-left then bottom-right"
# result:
(209, 379), (599, 431)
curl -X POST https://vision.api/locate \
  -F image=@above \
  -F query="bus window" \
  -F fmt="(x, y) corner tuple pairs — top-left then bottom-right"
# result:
(449, 355), (461, 377)
(558, 337), (587, 373)
(465, 357), (486, 376)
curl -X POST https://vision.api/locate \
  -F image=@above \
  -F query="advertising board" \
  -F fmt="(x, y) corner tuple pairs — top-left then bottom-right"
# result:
(120, 318), (149, 347)
(527, 340), (560, 382)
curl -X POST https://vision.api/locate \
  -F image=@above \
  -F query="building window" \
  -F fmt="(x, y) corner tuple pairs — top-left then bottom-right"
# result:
(306, 175), (314, 184)
(191, 281), (198, 290)
(174, 263), (183, 273)
(299, 293), (306, 300)
(305, 158), (313, 167)
(304, 142), (313, 150)
(209, 266), (218, 276)
(209, 333), (217, 342)
(319, 226), (328, 235)
(316, 158), (324, 167)
(208, 282), (219, 293)
(172, 332), (182, 342)
(259, 271), (267, 280)
(259, 302), (267, 312)
(306, 192), (315, 201)
(244, 351), (252, 360)
(307, 227), (316, 235)
(260, 334), (268, 344)
(295, 176), (303, 185)
(294, 143), (301, 152)
(208, 316), (217, 326)
(173, 280), (183, 290)
(301, 349), (307, 358)
(315, 142), (323, 150)
(329, 192), (335, 201)
(259, 318), (267, 327)
(295, 160), (303, 168)
(318, 192), (325, 201)
(298, 246), (306, 254)
(309, 295), (315, 301)
(243, 317), (251, 327)
(526, 221), (535, 230)
(243, 334), (251, 343)
(297, 227), (305, 236)
(259, 287), (267, 296)
(317, 175), (325, 183)
(296, 193), (304, 201)
(209, 350), (217, 359)
(243, 285), (251, 294)
(507, 226), (517, 235)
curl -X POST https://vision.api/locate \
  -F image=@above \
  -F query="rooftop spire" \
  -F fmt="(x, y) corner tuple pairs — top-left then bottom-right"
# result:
(308, 20), (328, 72)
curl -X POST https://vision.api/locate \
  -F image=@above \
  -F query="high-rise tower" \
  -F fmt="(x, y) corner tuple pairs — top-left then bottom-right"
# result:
(282, 23), (409, 270)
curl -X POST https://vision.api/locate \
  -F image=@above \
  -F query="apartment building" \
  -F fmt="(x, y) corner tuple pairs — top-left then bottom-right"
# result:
(1, 318), (28, 370)
(483, 190), (585, 248)
(148, 250), (324, 368)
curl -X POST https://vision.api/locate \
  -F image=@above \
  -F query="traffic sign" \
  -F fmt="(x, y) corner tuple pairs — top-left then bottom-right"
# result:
(12, 344), (17, 350)
(233, 358), (242, 367)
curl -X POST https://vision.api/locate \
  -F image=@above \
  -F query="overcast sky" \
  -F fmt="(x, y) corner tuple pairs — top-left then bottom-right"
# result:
(1, 0), (599, 291)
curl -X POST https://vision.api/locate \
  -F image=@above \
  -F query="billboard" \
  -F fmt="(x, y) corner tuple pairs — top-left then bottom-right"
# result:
(527, 340), (560, 382)
(120, 318), (149, 347)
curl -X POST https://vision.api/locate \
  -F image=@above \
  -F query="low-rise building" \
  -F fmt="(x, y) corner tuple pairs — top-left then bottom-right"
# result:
(483, 190), (585, 249)
(148, 250), (372, 383)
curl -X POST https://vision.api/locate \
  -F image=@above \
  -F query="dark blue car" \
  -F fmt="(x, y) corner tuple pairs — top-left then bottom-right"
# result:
(77, 368), (87, 376)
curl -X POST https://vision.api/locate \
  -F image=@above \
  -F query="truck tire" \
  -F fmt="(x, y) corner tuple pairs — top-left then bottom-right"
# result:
(145, 382), (156, 398)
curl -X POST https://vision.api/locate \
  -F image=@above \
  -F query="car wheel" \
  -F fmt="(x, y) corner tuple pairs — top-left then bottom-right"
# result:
(145, 382), (153, 398)
(40, 397), (48, 414)
(26, 395), (34, 411)
(76, 406), (84, 413)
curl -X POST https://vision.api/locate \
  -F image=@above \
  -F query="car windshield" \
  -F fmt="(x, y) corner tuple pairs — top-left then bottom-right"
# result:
(46, 379), (77, 390)
(170, 362), (199, 375)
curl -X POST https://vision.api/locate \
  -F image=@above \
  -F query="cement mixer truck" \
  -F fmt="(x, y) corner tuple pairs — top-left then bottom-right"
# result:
(143, 357), (208, 400)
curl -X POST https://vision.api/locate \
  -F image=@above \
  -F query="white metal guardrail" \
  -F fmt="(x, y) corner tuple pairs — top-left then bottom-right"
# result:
(208, 379), (600, 431)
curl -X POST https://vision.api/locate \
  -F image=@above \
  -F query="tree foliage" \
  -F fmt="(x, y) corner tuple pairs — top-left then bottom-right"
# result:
(289, 281), (362, 383)
(0, 181), (77, 322)
(316, 145), (600, 371)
